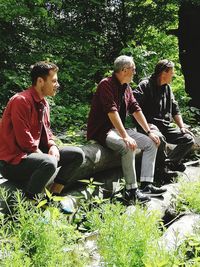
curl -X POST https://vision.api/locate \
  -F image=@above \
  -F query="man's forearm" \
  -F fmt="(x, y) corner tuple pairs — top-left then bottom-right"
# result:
(108, 111), (128, 138)
(173, 114), (184, 128)
(133, 110), (151, 134)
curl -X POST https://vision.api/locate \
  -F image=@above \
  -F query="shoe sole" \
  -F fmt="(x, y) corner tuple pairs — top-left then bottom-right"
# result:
(136, 198), (151, 204)
(123, 198), (151, 205)
(143, 192), (166, 197)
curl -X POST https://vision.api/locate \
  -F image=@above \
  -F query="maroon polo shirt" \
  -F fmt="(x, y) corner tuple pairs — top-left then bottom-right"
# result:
(0, 87), (55, 164)
(87, 73), (141, 145)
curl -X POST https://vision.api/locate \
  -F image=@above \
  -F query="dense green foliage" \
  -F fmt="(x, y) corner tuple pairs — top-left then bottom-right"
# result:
(0, 0), (198, 133)
(0, 190), (89, 266)
(177, 179), (200, 213)
(2, 186), (200, 266)
(88, 204), (164, 266)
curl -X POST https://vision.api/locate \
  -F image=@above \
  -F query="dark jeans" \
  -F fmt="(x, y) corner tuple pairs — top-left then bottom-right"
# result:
(157, 123), (195, 163)
(138, 123), (195, 167)
(0, 146), (85, 196)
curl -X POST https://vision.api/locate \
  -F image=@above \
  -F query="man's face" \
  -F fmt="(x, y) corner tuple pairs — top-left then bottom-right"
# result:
(41, 70), (59, 97)
(123, 63), (136, 83)
(163, 68), (174, 84)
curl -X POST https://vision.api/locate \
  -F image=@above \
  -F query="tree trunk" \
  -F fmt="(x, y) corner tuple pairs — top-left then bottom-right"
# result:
(178, 2), (200, 108)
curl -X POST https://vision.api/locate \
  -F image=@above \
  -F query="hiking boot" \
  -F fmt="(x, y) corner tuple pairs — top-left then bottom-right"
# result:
(166, 160), (186, 172)
(124, 188), (151, 205)
(142, 184), (167, 197)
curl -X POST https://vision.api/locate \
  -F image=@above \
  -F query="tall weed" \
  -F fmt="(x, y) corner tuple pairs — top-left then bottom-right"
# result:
(0, 190), (89, 267)
(176, 180), (200, 213)
(88, 203), (167, 267)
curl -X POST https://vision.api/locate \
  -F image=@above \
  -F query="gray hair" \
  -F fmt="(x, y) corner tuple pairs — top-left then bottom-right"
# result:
(113, 55), (134, 73)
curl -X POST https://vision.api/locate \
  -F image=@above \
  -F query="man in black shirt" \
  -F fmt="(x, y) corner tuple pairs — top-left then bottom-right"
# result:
(133, 59), (195, 175)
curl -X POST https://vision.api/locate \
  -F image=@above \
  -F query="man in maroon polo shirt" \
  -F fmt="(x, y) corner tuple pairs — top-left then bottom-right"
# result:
(87, 55), (167, 204)
(0, 61), (84, 206)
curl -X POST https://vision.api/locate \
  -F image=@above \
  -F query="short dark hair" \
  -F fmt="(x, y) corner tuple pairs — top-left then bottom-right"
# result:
(154, 59), (174, 77)
(30, 61), (59, 85)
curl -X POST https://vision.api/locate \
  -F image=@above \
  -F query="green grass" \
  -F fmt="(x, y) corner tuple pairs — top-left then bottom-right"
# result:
(176, 180), (200, 213)
(1, 179), (200, 267)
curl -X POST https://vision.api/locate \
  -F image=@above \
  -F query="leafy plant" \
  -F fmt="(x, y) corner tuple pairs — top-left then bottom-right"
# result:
(0, 189), (89, 267)
(176, 180), (200, 213)
(72, 178), (108, 231)
(88, 203), (165, 267)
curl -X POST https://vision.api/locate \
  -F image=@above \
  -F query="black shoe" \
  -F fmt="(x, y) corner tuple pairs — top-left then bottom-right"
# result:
(142, 184), (167, 197)
(155, 169), (179, 185)
(166, 160), (186, 172)
(124, 189), (151, 205)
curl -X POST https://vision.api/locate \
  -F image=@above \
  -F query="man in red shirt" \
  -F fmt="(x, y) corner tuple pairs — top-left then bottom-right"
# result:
(87, 55), (167, 204)
(0, 61), (84, 203)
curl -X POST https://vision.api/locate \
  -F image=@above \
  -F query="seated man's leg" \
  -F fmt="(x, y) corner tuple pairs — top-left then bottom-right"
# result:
(106, 129), (151, 203)
(51, 146), (85, 194)
(161, 125), (195, 171)
(1, 153), (58, 198)
(127, 129), (157, 184)
(127, 129), (167, 196)
(148, 125), (176, 183)
(137, 124), (167, 171)
(106, 129), (137, 189)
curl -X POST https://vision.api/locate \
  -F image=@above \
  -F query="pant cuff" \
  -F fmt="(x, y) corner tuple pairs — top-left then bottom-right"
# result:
(126, 183), (138, 190)
(140, 177), (154, 183)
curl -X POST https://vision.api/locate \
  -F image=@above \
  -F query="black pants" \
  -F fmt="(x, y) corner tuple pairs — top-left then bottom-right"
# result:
(138, 123), (195, 167)
(0, 146), (85, 196)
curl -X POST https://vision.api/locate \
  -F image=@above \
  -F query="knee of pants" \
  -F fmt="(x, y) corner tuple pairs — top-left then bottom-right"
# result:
(115, 142), (134, 156)
(106, 136), (136, 156)
(188, 134), (195, 145)
(42, 155), (58, 173)
(185, 134), (195, 145)
(144, 138), (158, 152)
(74, 149), (85, 165)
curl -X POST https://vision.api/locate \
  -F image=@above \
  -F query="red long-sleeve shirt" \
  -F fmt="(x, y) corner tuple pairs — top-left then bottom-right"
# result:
(87, 73), (141, 145)
(0, 87), (55, 164)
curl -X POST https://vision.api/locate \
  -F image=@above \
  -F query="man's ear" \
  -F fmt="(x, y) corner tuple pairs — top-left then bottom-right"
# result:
(37, 77), (44, 86)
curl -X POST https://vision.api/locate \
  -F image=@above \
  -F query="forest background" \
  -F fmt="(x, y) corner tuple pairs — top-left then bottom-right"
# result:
(0, 0), (199, 139)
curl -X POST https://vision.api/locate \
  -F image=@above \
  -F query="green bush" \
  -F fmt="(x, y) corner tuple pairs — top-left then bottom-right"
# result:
(0, 190), (89, 267)
(49, 97), (89, 134)
(88, 203), (166, 267)
(176, 180), (200, 214)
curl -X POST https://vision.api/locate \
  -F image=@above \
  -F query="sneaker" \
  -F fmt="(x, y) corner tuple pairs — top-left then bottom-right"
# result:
(142, 184), (167, 197)
(166, 160), (186, 172)
(124, 188), (151, 205)
(59, 195), (76, 214)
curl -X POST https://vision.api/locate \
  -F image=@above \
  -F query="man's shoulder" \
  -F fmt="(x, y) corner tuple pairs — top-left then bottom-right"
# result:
(138, 77), (150, 86)
(99, 76), (112, 85)
(97, 76), (114, 91)
(9, 88), (32, 105)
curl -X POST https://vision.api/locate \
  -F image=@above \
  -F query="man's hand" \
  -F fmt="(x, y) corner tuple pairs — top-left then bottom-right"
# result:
(48, 145), (60, 161)
(122, 136), (137, 150)
(180, 127), (195, 137)
(35, 148), (43, 153)
(148, 132), (160, 146)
